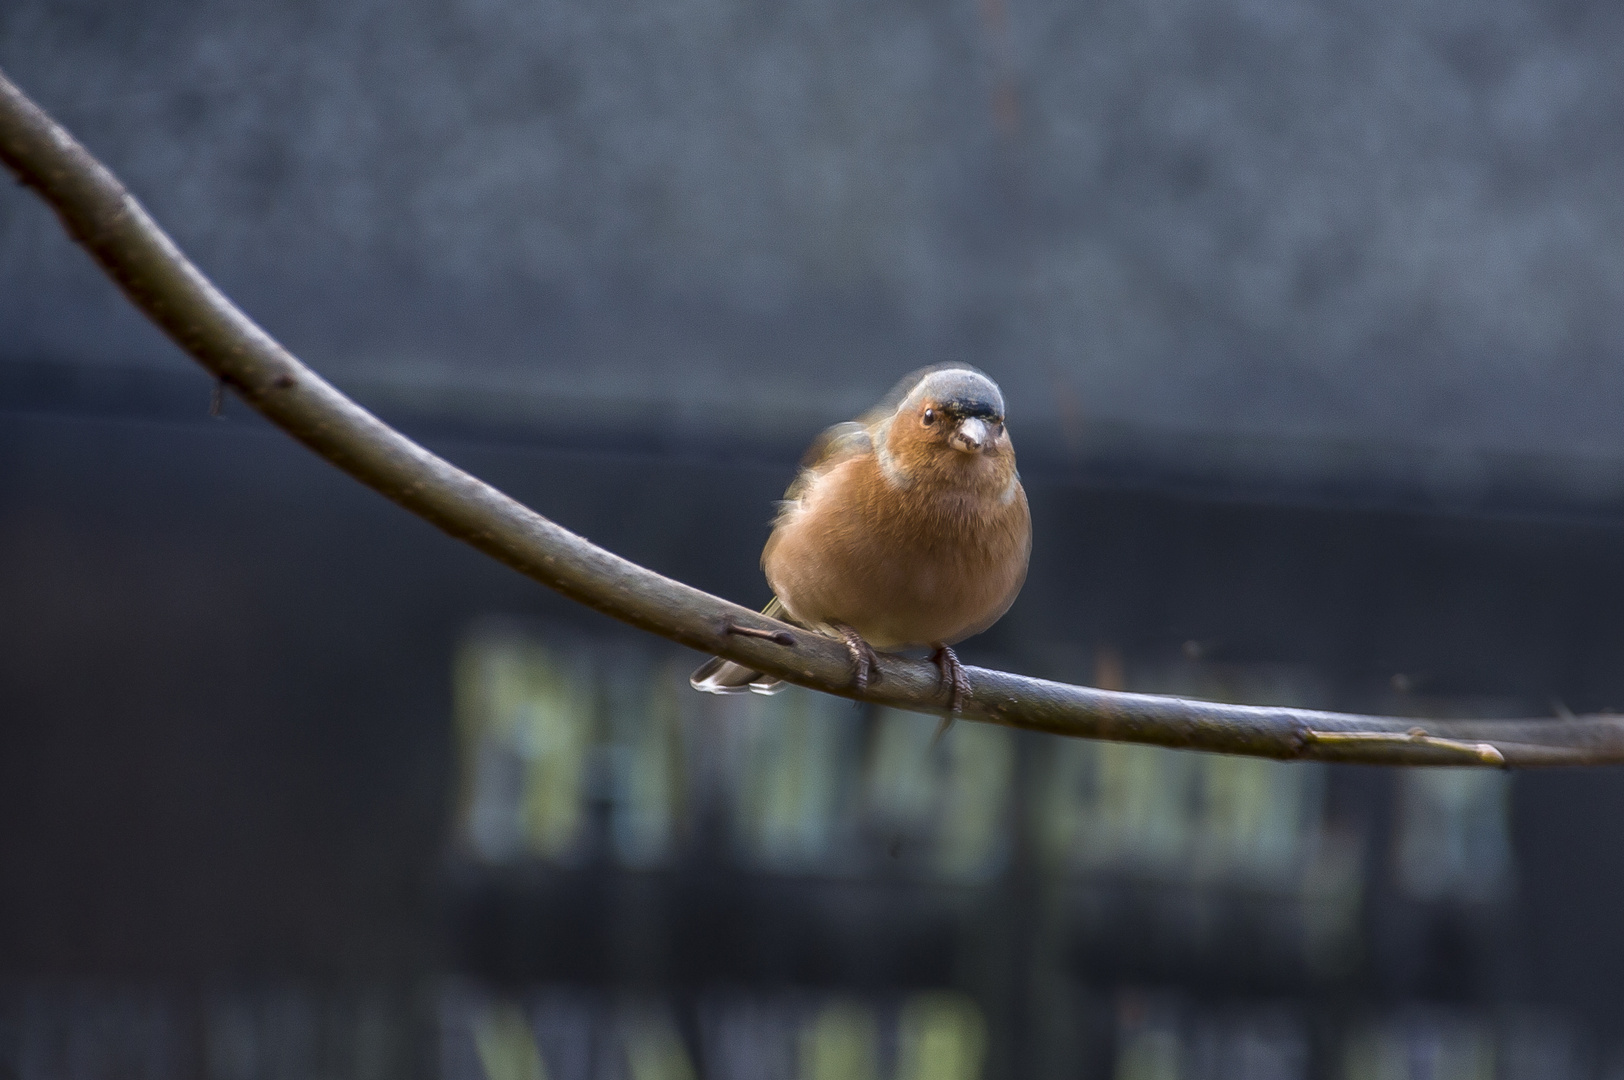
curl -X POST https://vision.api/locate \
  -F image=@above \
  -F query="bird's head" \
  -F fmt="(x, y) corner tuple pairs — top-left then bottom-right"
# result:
(882, 367), (1016, 489)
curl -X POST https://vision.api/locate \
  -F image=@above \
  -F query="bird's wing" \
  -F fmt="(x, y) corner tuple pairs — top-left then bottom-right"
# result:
(781, 421), (872, 502)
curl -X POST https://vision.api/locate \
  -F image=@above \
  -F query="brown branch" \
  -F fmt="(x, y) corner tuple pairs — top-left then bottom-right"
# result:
(2, 67), (1619, 768)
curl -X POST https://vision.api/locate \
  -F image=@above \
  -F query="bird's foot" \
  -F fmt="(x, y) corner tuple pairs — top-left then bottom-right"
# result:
(931, 644), (971, 714)
(832, 623), (881, 692)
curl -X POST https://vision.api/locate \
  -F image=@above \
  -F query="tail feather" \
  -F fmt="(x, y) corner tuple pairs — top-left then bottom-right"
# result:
(689, 595), (791, 695)
(689, 656), (785, 695)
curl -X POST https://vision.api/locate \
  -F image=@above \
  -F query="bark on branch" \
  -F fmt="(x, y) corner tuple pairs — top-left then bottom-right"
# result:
(3, 67), (1618, 767)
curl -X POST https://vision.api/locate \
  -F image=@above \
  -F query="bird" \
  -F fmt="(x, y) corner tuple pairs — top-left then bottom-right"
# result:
(691, 364), (1031, 711)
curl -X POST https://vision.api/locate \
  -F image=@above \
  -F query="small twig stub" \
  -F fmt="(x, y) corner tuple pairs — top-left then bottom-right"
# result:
(722, 620), (795, 647)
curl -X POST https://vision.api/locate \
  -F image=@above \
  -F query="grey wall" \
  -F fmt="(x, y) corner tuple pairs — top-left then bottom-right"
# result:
(4, 0), (1624, 475)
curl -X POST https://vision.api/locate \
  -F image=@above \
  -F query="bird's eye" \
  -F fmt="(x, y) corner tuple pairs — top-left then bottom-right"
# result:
(922, 408), (937, 426)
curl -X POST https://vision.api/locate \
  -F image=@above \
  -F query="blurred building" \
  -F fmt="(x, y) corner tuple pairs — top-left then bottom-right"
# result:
(5, 0), (1624, 1076)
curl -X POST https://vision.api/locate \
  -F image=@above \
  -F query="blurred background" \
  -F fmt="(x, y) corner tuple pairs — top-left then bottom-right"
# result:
(4, 0), (1624, 1075)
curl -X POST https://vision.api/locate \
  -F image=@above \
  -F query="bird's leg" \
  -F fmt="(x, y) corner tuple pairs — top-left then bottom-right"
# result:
(830, 623), (881, 692)
(931, 644), (972, 714)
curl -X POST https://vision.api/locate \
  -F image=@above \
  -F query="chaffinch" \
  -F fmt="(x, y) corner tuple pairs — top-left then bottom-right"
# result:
(692, 364), (1031, 709)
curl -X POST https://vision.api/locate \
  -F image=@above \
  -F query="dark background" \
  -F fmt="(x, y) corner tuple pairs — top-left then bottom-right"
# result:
(5, 0), (1624, 1076)
(6, 0), (1624, 473)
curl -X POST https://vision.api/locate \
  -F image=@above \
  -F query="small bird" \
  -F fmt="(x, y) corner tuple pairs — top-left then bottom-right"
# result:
(691, 364), (1031, 710)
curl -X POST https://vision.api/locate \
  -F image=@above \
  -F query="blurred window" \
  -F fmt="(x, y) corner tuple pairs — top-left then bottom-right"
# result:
(863, 708), (1015, 881)
(454, 626), (687, 867)
(721, 687), (860, 872)
(1036, 740), (1326, 888)
(894, 994), (986, 1080)
(455, 630), (596, 863)
(447, 988), (982, 1080)
(1112, 996), (1308, 1080)
(1034, 656), (1334, 890)
(1393, 768), (1513, 903)
(1343, 1018), (1496, 1080)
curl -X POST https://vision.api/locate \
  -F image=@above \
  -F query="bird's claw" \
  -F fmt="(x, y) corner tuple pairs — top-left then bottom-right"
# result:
(833, 623), (880, 692)
(931, 645), (971, 714)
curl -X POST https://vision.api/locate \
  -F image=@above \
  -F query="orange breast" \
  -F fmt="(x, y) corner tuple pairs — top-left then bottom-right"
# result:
(762, 454), (1031, 650)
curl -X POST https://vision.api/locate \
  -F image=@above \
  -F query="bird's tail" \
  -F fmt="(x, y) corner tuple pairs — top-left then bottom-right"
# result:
(689, 597), (791, 696)
(689, 656), (785, 695)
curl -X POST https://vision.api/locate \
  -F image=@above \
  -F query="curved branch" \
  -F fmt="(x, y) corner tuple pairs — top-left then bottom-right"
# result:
(2, 68), (1618, 768)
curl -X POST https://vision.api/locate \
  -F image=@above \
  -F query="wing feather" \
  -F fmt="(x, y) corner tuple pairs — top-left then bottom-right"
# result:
(781, 421), (871, 503)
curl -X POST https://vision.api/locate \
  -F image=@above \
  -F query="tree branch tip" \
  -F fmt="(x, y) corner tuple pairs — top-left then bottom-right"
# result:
(1303, 727), (1507, 767)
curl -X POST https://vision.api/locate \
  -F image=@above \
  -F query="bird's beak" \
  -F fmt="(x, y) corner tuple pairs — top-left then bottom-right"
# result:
(949, 417), (989, 453)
